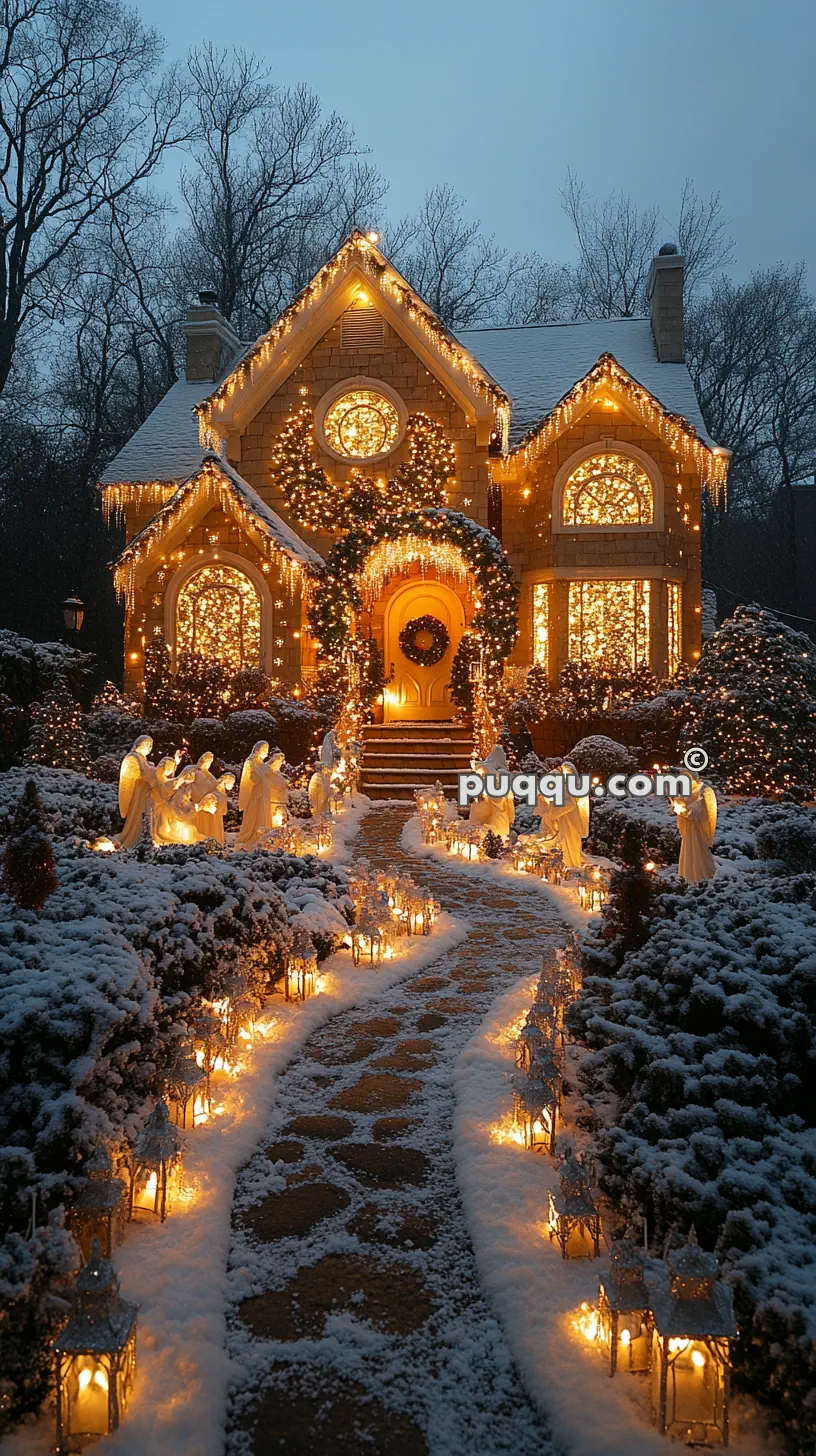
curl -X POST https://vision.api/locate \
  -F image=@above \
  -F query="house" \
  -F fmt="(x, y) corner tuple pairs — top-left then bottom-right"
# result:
(100, 232), (728, 727)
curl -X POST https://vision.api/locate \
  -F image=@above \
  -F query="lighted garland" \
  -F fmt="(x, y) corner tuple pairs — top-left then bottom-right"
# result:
(269, 405), (455, 532)
(399, 615), (450, 667)
(307, 509), (519, 672)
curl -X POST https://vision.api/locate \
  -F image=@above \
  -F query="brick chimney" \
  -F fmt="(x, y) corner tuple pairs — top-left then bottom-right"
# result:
(184, 291), (241, 382)
(647, 245), (685, 363)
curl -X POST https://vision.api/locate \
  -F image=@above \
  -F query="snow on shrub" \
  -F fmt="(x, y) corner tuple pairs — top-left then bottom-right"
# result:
(0, 766), (118, 840)
(0, 631), (94, 707)
(0, 838), (350, 1432)
(567, 734), (638, 778)
(222, 709), (278, 761)
(569, 871), (816, 1452)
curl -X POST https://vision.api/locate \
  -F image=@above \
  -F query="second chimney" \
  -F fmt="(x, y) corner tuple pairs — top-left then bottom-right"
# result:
(647, 247), (685, 363)
(184, 291), (241, 382)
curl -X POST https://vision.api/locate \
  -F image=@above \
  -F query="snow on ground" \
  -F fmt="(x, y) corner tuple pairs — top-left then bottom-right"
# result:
(453, 977), (779, 1456)
(0, 915), (466, 1456)
(401, 812), (591, 931)
(325, 791), (372, 864)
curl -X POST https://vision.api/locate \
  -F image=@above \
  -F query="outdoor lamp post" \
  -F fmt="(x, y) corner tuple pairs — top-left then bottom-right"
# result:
(649, 1230), (736, 1447)
(128, 1101), (183, 1223)
(70, 1148), (126, 1262)
(62, 594), (86, 634)
(598, 1237), (652, 1377)
(547, 1151), (602, 1259)
(54, 1242), (137, 1453)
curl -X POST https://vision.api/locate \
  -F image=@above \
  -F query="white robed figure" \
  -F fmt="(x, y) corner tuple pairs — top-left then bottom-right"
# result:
(118, 735), (156, 849)
(235, 743), (289, 849)
(536, 761), (589, 868)
(673, 777), (717, 883)
(209, 773), (235, 846)
(468, 744), (516, 839)
(190, 752), (220, 836)
(152, 766), (199, 844)
(320, 729), (340, 770)
(308, 762), (332, 818)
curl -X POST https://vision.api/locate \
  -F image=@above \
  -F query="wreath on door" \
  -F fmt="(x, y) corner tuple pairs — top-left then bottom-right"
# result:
(399, 614), (450, 667)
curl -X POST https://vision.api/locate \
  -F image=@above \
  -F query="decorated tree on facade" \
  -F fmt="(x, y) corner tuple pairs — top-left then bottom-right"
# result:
(24, 685), (89, 773)
(683, 603), (816, 796)
(449, 632), (480, 713)
(1, 779), (58, 909)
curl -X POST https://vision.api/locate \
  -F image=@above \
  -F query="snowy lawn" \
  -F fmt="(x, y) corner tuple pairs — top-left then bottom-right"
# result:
(453, 977), (779, 1456)
(0, 913), (466, 1456)
(401, 812), (591, 932)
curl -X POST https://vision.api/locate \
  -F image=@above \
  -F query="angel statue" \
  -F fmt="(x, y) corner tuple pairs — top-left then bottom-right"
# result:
(308, 761), (333, 819)
(118, 735), (157, 849)
(153, 756), (185, 803)
(235, 743), (289, 850)
(190, 751), (220, 836)
(320, 728), (340, 770)
(152, 767), (199, 845)
(672, 776), (717, 883)
(468, 743), (516, 839)
(209, 773), (235, 847)
(536, 761), (589, 868)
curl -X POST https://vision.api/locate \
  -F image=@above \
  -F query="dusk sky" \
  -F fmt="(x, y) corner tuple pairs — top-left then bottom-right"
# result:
(137, 0), (816, 285)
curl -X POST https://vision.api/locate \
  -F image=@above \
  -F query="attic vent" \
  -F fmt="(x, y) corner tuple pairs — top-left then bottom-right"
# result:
(341, 304), (384, 351)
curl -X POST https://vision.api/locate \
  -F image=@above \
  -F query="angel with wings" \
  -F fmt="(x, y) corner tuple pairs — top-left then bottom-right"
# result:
(308, 761), (332, 819)
(536, 761), (589, 868)
(118, 735), (157, 849)
(673, 777), (717, 882)
(235, 743), (288, 849)
(152, 767), (199, 844)
(469, 745), (516, 839)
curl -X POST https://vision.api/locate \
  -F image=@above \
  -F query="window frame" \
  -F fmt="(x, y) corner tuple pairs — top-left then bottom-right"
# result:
(164, 551), (275, 674)
(551, 440), (664, 534)
(314, 376), (408, 466)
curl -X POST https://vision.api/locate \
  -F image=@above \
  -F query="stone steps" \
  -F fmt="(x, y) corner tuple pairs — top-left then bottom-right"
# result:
(360, 722), (472, 801)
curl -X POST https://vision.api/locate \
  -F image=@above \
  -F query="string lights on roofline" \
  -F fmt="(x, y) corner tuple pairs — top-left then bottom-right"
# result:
(492, 355), (729, 502)
(193, 231), (511, 452)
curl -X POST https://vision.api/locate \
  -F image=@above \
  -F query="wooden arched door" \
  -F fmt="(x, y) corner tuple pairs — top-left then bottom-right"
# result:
(383, 579), (464, 722)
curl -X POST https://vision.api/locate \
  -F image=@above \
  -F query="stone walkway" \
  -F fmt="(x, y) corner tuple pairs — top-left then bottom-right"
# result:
(226, 805), (567, 1456)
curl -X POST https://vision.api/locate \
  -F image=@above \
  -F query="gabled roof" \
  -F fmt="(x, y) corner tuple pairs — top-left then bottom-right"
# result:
(112, 454), (323, 606)
(458, 317), (713, 447)
(99, 378), (215, 486)
(195, 230), (511, 449)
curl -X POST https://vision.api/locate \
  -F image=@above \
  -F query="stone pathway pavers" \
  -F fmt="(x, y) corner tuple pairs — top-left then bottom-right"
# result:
(226, 805), (567, 1456)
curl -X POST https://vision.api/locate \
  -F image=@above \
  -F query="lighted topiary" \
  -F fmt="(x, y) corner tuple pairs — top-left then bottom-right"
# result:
(1, 779), (58, 909)
(682, 603), (816, 796)
(25, 684), (90, 773)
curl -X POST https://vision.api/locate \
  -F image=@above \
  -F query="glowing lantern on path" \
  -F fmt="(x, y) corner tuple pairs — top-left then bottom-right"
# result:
(165, 1047), (209, 1129)
(351, 910), (392, 967)
(598, 1237), (652, 1376)
(128, 1101), (183, 1222)
(513, 1073), (560, 1154)
(285, 927), (319, 1002)
(547, 1151), (602, 1259)
(54, 1242), (137, 1452)
(70, 1148), (126, 1262)
(515, 1016), (546, 1071)
(649, 1230), (736, 1446)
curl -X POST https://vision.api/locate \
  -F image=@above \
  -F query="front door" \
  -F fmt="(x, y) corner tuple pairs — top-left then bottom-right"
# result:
(383, 580), (464, 722)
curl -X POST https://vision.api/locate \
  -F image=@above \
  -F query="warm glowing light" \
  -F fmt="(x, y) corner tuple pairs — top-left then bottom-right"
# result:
(562, 452), (654, 527)
(93, 837), (117, 853)
(365, 230), (380, 243)
(667, 581), (682, 675)
(572, 1301), (600, 1343)
(176, 563), (262, 671)
(691, 1348), (706, 1368)
(322, 388), (400, 460)
(358, 535), (475, 609)
(568, 579), (650, 672)
(532, 582), (549, 669)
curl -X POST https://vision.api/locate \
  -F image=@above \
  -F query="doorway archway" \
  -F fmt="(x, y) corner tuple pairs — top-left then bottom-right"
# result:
(383, 578), (465, 721)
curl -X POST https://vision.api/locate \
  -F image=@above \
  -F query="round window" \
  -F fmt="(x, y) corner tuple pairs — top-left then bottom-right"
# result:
(322, 388), (400, 461)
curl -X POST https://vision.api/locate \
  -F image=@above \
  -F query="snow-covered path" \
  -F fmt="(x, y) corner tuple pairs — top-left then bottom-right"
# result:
(225, 804), (566, 1456)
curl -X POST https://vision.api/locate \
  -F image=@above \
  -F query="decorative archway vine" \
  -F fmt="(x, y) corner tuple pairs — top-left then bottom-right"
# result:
(307, 508), (519, 671)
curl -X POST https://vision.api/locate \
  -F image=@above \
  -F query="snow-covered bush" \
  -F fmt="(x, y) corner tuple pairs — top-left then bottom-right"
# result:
(569, 870), (816, 1451)
(0, 767), (118, 840)
(567, 734), (638, 778)
(222, 709), (278, 761)
(232, 849), (351, 960)
(754, 808), (816, 872)
(0, 838), (300, 1431)
(84, 705), (146, 759)
(0, 631), (94, 708)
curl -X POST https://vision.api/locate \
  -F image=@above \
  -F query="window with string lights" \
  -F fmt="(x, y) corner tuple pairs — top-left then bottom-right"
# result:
(316, 377), (406, 464)
(568, 579), (651, 673)
(175, 564), (262, 671)
(558, 450), (656, 529)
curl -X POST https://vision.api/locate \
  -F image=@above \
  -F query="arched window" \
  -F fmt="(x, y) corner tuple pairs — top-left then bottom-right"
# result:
(561, 452), (654, 527)
(176, 563), (262, 670)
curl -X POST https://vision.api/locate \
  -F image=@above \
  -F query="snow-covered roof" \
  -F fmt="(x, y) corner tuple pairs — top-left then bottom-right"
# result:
(458, 318), (714, 448)
(113, 454), (322, 603)
(99, 379), (213, 485)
